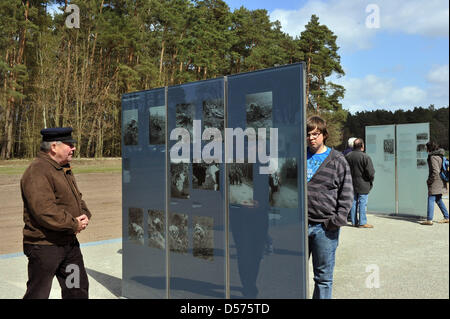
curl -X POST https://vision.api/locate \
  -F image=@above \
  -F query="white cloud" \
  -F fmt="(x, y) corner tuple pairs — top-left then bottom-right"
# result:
(427, 64), (449, 84)
(334, 74), (431, 113)
(270, 0), (449, 52)
(426, 64), (449, 101)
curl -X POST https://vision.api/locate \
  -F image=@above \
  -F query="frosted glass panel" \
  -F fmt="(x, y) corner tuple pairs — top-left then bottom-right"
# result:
(122, 88), (167, 298)
(167, 78), (226, 298)
(396, 123), (429, 217)
(227, 63), (307, 299)
(365, 125), (396, 214)
(121, 64), (308, 299)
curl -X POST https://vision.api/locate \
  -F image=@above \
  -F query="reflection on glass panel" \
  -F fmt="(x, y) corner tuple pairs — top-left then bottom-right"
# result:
(169, 212), (188, 254)
(148, 209), (165, 250)
(149, 105), (165, 145)
(128, 207), (144, 245)
(123, 109), (138, 145)
(192, 216), (214, 261)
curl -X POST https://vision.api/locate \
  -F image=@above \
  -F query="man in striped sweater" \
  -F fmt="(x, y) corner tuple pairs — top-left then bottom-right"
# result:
(306, 116), (354, 299)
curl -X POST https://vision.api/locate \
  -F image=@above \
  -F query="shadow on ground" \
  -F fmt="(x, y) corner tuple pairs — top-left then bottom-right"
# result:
(86, 268), (121, 298)
(131, 276), (244, 298)
(370, 213), (424, 224)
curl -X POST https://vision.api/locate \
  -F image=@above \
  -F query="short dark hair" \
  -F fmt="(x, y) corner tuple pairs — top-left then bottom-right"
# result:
(353, 138), (364, 150)
(307, 116), (328, 143)
(426, 141), (438, 152)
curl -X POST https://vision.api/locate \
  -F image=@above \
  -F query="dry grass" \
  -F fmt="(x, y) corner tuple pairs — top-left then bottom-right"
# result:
(0, 158), (122, 175)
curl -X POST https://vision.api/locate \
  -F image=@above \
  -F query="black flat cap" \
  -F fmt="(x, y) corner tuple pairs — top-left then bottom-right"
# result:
(41, 127), (77, 143)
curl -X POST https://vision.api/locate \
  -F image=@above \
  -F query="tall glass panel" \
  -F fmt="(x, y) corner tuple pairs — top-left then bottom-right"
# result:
(227, 63), (307, 298)
(365, 125), (396, 214)
(396, 123), (429, 217)
(122, 88), (167, 298)
(167, 78), (226, 298)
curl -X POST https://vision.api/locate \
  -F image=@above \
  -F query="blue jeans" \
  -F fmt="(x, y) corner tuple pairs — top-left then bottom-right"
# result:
(308, 223), (340, 299)
(427, 194), (449, 221)
(350, 193), (369, 226)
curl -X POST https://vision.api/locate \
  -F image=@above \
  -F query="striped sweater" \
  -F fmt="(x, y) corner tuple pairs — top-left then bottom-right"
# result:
(307, 148), (354, 230)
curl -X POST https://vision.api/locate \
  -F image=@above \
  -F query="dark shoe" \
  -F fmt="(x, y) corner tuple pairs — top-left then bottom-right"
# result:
(358, 224), (374, 228)
(264, 244), (274, 255)
(420, 220), (433, 225)
(437, 219), (449, 224)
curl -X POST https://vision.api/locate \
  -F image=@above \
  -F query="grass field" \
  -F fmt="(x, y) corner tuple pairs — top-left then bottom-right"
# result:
(0, 158), (122, 175)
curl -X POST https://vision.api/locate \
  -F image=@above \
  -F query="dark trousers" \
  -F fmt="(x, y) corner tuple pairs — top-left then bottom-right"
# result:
(23, 240), (89, 299)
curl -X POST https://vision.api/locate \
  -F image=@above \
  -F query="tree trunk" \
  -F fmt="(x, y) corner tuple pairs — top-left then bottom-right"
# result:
(159, 39), (165, 85)
(1, 1), (29, 159)
(62, 39), (71, 127)
(306, 53), (311, 110)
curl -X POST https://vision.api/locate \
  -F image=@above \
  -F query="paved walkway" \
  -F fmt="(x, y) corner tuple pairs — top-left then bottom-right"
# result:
(1, 212), (448, 299)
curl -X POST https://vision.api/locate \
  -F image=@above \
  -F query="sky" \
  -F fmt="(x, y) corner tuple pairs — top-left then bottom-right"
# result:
(225, 0), (449, 114)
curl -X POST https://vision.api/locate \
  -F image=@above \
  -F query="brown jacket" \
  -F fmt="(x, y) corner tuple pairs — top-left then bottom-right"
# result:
(21, 151), (92, 245)
(427, 149), (448, 195)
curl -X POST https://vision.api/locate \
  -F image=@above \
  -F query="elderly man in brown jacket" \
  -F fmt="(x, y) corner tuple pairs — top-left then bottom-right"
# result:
(21, 127), (91, 299)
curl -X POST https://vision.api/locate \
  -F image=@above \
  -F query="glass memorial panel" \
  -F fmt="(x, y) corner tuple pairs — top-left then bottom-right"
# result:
(396, 123), (429, 217)
(227, 63), (307, 298)
(365, 125), (396, 214)
(122, 88), (167, 298)
(167, 78), (226, 298)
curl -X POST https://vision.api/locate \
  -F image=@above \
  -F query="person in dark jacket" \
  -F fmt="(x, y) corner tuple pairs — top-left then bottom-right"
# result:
(342, 137), (356, 156)
(345, 138), (375, 228)
(21, 127), (91, 299)
(306, 116), (353, 299)
(420, 141), (448, 225)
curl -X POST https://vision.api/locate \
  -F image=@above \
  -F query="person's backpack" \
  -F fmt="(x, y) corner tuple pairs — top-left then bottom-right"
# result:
(440, 155), (449, 182)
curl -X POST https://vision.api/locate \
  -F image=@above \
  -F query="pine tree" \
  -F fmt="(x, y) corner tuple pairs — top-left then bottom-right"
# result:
(298, 14), (345, 113)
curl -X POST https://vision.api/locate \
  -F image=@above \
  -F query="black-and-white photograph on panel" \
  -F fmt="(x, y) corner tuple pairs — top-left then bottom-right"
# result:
(202, 99), (224, 137)
(123, 109), (138, 145)
(176, 103), (195, 139)
(416, 144), (427, 152)
(246, 91), (272, 135)
(193, 163), (220, 191)
(384, 138), (395, 162)
(383, 139), (394, 154)
(128, 207), (144, 245)
(417, 143), (428, 159)
(170, 162), (190, 199)
(269, 158), (298, 209)
(417, 159), (427, 169)
(148, 209), (165, 250)
(229, 163), (254, 206)
(149, 105), (165, 145)
(192, 216), (214, 261)
(416, 133), (428, 142)
(169, 212), (188, 254)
